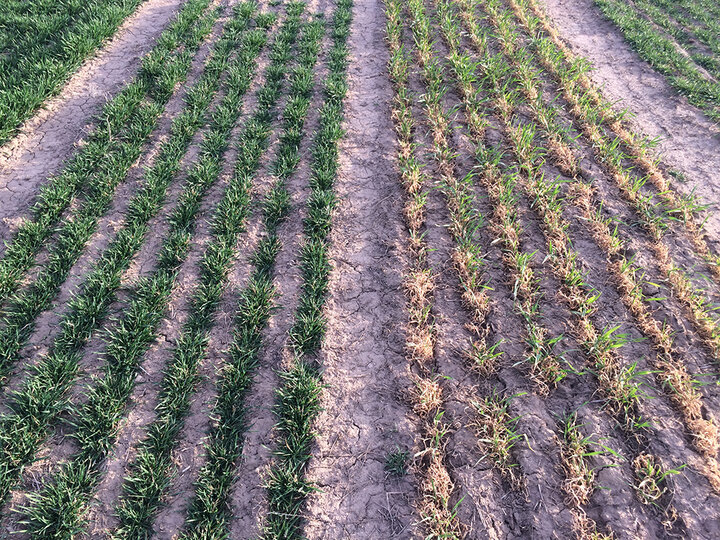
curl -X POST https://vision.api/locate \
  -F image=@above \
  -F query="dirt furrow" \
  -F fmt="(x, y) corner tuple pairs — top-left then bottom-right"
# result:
(301, 0), (420, 537)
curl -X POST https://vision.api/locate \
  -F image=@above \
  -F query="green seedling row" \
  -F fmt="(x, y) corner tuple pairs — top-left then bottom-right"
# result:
(0, 0), (215, 306)
(12, 5), (279, 538)
(181, 15), (325, 538)
(0, 0), (145, 144)
(111, 4), (308, 537)
(262, 0), (353, 537)
(0, 0), (265, 519)
(0, 7), (219, 382)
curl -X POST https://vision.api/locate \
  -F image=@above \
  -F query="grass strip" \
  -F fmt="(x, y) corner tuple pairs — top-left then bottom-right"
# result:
(261, 0), (353, 537)
(0, 4), (219, 384)
(108, 5), (309, 537)
(15, 6), (278, 537)
(635, 0), (720, 76)
(181, 17), (324, 538)
(0, 0), (146, 144)
(0, 0), (214, 306)
(0, 1), (265, 515)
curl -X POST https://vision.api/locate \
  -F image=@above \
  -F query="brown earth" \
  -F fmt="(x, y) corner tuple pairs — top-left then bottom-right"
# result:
(302, 0), (420, 536)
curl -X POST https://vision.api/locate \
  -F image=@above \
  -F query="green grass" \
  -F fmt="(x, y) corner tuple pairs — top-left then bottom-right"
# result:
(385, 447), (410, 477)
(0, 0), (215, 312)
(11, 6), (282, 538)
(0, 0), (149, 144)
(181, 17), (324, 538)
(262, 0), (353, 537)
(0, 4), (218, 389)
(639, 0), (720, 72)
(675, 0), (720, 23)
(108, 4), (310, 538)
(0, 1), (265, 517)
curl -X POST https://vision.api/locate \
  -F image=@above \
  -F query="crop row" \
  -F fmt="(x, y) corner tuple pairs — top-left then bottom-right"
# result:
(0, 0), (217, 377)
(499, 0), (720, 522)
(480, 0), (699, 530)
(0, 0), (229, 512)
(511, 0), (720, 479)
(261, 0), (353, 536)
(15, 3), (291, 537)
(385, 0), (464, 536)
(495, 0), (720, 492)
(180, 11), (325, 533)
(392, 0), (588, 535)
(0, 0), (360, 537)
(506, 0), (720, 375)
(516, 0), (720, 293)
(425, 0), (608, 535)
(115, 6), (326, 538)
(383, 0), (720, 535)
